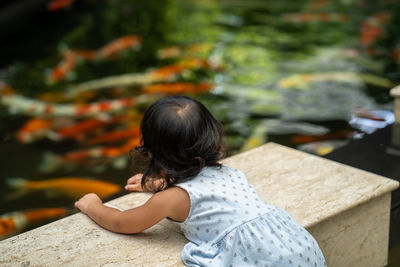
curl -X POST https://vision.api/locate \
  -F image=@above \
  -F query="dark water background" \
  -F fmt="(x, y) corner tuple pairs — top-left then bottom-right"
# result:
(0, 0), (399, 238)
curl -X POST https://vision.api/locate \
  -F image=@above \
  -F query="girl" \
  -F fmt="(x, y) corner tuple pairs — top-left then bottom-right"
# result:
(75, 95), (326, 267)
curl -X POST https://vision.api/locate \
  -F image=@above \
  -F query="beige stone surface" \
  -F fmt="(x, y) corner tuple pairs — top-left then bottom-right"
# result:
(0, 143), (398, 267)
(308, 193), (392, 267)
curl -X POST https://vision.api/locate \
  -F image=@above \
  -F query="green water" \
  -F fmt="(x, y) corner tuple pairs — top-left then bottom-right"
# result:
(0, 0), (399, 238)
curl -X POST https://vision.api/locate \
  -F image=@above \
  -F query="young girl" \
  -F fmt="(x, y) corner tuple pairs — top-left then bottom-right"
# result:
(75, 95), (326, 267)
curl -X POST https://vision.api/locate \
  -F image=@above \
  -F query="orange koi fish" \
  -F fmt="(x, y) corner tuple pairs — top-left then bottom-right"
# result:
(86, 126), (140, 145)
(360, 13), (391, 48)
(39, 138), (140, 173)
(17, 118), (53, 143)
(0, 208), (68, 240)
(291, 129), (354, 144)
(282, 13), (348, 23)
(47, 50), (77, 83)
(55, 118), (110, 141)
(150, 58), (221, 80)
(6, 177), (122, 200)
(62, 137), (140, 161)
(73, 49), (98, 60)
(97, 35), (142, 58)
(47, 0), (76, 11)
(142, 82), (213, 95)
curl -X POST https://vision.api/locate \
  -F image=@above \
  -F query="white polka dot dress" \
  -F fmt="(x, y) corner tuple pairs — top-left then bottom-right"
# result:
(174, 165), (326, 267)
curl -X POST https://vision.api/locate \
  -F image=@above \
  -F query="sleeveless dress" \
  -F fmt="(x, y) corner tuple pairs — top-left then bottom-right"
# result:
(174, 165), (326, 267)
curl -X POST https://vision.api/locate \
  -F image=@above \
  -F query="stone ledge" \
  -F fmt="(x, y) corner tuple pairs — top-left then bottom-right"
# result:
(0, 142), (398, 266)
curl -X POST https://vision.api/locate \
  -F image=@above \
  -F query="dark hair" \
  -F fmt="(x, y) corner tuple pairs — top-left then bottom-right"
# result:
(134, 95), (224, 191)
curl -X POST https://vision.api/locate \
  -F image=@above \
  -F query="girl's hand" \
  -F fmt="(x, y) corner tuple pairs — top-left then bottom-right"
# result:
(75, 193), (102, 214)
(125, 174), (165, 192)
(125, 173), (144, 192)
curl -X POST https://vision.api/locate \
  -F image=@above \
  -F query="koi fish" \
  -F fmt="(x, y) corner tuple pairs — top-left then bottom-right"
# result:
(282, 13), (348, 23)
(62, 137), (140, 161)
(277, 72), (395, 89)
(297, 140), (348, 156)
(54, 118), (111, 141)
(39, 137), (141, 173)
(17, 118), (53, 143)
(142, 82), (213, 95)
(47, 50), (77, 84)
(150, 58), (223, 80)
(97, 35), (142, 58)
(47, 35), (141, 83)
(0, 90), (138, 117)
(66, 58), (222, 97)
(360, 13), (391, 48)
(85, 126), (140, 145)
(6, 177), (122, 200)
(240, 122), (269, 152)
(290, 129), (354, 144)
(47, 0), (76, 12)
(0, 208), (68, 240)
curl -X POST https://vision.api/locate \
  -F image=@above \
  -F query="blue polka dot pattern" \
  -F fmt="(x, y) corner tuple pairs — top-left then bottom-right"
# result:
(175, 166), (326, 267)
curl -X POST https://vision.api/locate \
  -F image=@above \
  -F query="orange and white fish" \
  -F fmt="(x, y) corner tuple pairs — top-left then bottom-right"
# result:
(97, 35), (142, 58)
(0, 207), (68, 240)
(6, 177), (122, 200)
(142, 82), (213, 95)
(39, 138), (140, 172)
(1, 91), (137, 117)
(17, 118), (53, 143)
(61, 137), (140, 161)
(65, 58), (222, 97)
(47, 0), (76, 12)
(282, 13), (348, 23)
(85, 126), (140, 145)
(150, 58), (222, 80)
(360, 13), (391, 48)
(54, 118), (111, 141)
(47, 35), (141, 83)
(47, 50), (77, 84)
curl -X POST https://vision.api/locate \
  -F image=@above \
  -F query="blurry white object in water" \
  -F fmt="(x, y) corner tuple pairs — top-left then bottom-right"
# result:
(349, 110), (395, 134)
(297, 140), (349, 156)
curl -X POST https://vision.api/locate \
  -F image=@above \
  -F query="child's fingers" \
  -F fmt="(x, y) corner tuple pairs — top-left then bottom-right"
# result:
(125, 183), (143, 192)
(127, 174), (142, 185)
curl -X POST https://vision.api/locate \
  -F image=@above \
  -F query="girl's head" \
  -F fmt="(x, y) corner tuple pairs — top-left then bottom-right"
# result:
(135, 95), (224, 191)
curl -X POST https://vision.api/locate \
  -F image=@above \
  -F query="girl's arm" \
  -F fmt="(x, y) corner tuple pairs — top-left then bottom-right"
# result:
(74, 186), (189, 234)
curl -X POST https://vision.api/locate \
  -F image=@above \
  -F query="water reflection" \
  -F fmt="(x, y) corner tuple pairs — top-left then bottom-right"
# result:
(0, 0), (399, 239)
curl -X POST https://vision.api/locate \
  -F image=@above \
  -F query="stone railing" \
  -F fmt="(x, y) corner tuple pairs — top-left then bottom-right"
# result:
(0, 143), (398, 266)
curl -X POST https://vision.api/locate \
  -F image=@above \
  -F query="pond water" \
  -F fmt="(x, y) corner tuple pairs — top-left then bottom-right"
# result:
(0, 0), (399, 239)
